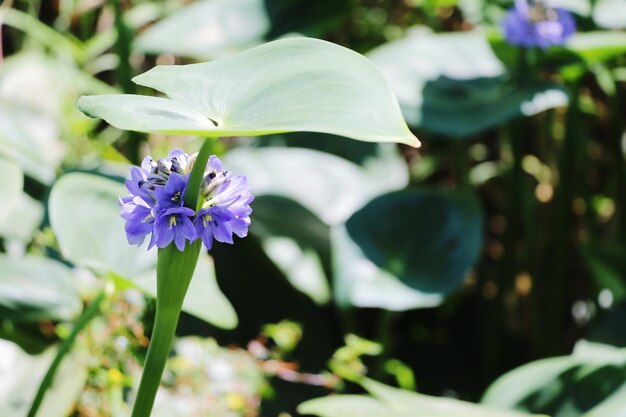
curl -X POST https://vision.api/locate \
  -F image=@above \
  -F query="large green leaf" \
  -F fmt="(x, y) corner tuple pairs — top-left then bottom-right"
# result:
(0, 340), (88, 417)
(0, 192), (43, 242)
(222, 146), (409, 225)
(0, 157), (23, 225)
(78, 38), (418, 146)
(48, 172), (237, 328)
(337, 189), (482, 310)
(298, 378), (542, 417)
(482, 341), (626, 417)
(367, 29), (568, 137)
(0, 255), (82, 322)
(134, 0), (270, 60)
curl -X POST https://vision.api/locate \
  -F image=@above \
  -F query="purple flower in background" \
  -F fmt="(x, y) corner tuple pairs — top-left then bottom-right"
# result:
(502, 0), (576, 48)
(120, 150), (253, 252)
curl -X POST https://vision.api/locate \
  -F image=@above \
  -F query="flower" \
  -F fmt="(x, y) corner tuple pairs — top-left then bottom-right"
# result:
(120, 150), (253, 251)
(502, 0), (576, 48)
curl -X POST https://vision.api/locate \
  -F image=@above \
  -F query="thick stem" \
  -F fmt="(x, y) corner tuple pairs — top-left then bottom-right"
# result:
(130, 241), (201, 417)
(28, 291), (105, 417)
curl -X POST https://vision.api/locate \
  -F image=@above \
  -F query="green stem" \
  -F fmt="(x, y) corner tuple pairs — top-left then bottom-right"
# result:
(130, 139), (212, 417)
(453, 140), (470, 191)
(27, 291), (105, 417)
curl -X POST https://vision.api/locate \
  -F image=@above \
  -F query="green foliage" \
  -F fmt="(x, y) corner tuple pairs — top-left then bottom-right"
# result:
(78, 38), (418, 146)
(299, 378), (544, 417)
(482, 341), (626, 417)
(368, 29), (569, 137)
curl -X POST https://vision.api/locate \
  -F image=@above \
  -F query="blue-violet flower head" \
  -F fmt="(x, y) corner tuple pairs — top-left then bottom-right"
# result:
(502, 0), (576, 48)
(120, 150), (253, 252)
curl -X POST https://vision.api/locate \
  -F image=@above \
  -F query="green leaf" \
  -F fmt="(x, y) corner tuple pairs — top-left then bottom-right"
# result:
(0, 255), (82, 322)
(78, 38), (418, 147)
(48, 172), (237, 328)
(251, 195), (331, 304)
(132, 252), (238, 329)
(332, 224), (444, 311)
(0, 192), (44, 242)
(222, 146), (409, 225)
(0, 52), (115, 184)
(368, 29), (569, 137)
(298, 378), (542, 417)
(0, 341), (88, 417)
(592, 0), (626, 29)
(566, 32), (626, 65)
(134, 0), (270, 60)
(49, 173), (156, 278)
(335, 189), (482, 310)
(482, 340), (626, 417)
(0, 157), (23, 225)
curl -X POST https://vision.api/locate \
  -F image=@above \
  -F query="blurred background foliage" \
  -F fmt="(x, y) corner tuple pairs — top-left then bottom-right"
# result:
(0, 0), (626, 416)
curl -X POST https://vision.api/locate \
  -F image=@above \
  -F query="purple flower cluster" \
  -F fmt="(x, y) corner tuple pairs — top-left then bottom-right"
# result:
(120, 149), (253, 251)
(502, 0), (576, 48)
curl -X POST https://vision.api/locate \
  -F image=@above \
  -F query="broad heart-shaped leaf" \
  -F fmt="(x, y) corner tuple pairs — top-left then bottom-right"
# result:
(0, 255), (82, 322)
(592, 0), (626, 29)
(48, 172), (237, 328)
(298, 378), (543, 417)
(78, 38), (418, 147)
(134, 0), (270, 60)
(340, 189), (482, 304)
(367, 28), (569, 137)
(0, 156), (23, 225)
(222, 146), (409, 225)
(482, 340), (626, 417)
(0, 340), (88, 417)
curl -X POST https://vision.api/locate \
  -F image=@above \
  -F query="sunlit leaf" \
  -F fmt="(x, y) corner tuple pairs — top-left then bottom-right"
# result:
(134, 0), (270, 59)
(251, 195), (331, 304)
(0, 52), (115, 184)
(0, 157), (22, 225)
(592, 0), (626, 29)
(0, 255), (82, 322)
(222, 146), (409, 225)
(48, 173), (237, 328)
(0, 340), (87, 417)
(482, 340), (626, 417)
(78, 38), (418, 147)
(299, 378), (543, 417)
(565, 32), (626, 65)
(368, 28), (569, 137)
(0, 192), (44, 242)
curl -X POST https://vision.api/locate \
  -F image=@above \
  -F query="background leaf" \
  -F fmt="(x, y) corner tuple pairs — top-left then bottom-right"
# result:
(134, 0), (270, 60)
(368, 29), (569, 137)
(0, 255), (82, 322)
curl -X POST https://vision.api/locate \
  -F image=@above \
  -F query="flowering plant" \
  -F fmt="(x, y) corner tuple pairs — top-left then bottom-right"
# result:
(120, 149), (253, 252)
(502, 0), (576, 48)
